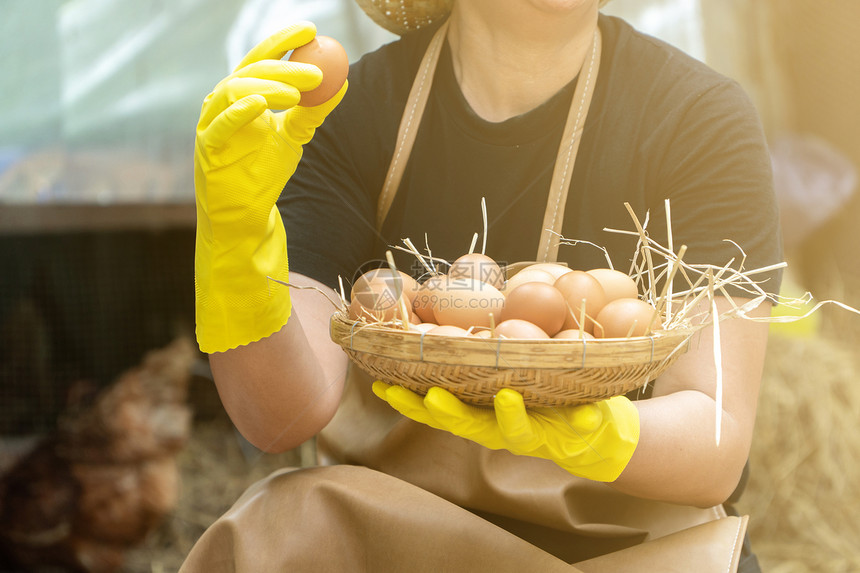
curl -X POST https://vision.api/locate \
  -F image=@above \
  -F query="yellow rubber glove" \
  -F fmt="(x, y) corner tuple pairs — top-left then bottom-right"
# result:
(194, 21), (347, 353)
(372, 383), (640, 482)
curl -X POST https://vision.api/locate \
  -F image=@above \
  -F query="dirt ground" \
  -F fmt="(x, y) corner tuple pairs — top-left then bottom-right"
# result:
(125, 320), (860, 573)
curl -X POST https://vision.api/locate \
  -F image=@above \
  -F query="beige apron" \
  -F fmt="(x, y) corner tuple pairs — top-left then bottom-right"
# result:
(180, 22), (749, 573)
(319, 19), (747, 568)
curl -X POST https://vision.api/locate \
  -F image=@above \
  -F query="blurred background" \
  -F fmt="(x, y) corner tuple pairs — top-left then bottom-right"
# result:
(0, 0), (858, 571)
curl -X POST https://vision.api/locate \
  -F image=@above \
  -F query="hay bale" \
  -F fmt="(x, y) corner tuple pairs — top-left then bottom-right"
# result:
(738, 331), (860, 572)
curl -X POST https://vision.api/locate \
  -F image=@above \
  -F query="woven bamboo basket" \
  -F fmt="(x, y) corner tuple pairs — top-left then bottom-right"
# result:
(330, 310), (696, 407)
(324, 201), (786, 407)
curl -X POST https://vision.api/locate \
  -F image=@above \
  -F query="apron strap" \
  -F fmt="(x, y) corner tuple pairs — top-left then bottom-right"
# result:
(537, 27), (602, 263)
(376, 20), (450, 230)
(376, 22), (602, 265)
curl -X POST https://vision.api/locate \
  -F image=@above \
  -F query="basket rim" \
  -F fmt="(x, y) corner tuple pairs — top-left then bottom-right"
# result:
(330, 311), (697, 370)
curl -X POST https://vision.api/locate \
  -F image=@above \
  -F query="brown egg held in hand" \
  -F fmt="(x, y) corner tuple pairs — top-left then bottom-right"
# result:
(586, 268), (638, 303)
(501, 282), (567, 336)
(595, 298), (662, 338)
(288, 35), (349, 106)
(553, 271), (606, 333)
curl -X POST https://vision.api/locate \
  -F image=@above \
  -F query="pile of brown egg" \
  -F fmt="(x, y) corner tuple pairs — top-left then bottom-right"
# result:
(349, 253), (662, 339)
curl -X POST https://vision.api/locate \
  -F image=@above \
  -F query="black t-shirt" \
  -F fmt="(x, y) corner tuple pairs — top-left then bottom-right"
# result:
(281, 14), (783, 297)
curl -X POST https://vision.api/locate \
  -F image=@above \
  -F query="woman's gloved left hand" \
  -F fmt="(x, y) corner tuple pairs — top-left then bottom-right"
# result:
(372, 382), (640, 482)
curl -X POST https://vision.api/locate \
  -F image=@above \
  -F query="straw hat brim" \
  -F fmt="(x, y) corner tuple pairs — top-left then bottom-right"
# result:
(355, 0), (455, 35)
(356, 0), (612, 36)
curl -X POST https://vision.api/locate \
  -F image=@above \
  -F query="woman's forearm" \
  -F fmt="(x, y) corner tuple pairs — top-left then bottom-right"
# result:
(209, 274), (349, 453)
(610, 390), (753, 507)
(609, 299), (771, 507)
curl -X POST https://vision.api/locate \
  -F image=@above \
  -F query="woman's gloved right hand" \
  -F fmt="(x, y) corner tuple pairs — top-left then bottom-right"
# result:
(194, 21), (347, 354)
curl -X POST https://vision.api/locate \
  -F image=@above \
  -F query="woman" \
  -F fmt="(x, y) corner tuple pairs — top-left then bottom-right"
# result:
(187, 0), (781, 570)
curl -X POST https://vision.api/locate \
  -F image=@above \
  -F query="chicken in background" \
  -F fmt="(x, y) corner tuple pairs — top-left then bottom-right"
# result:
(0, 337), (195, 572)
